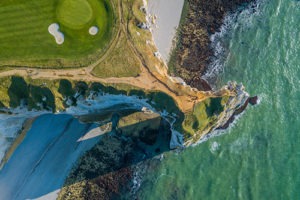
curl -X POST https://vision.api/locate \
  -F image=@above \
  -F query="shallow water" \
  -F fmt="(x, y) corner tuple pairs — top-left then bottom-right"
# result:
(137, 0), (300, 199)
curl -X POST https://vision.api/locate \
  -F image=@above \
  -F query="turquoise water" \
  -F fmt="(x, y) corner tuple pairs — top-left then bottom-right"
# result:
(137, 0), (300, 199)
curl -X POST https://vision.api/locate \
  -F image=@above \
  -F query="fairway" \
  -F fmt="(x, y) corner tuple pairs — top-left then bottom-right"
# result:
(0, 0), (114, 68)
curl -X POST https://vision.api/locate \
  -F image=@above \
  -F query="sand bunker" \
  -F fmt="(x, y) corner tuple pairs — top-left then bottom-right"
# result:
(48, 23), (64, 45)
(89, 26), (99, 35)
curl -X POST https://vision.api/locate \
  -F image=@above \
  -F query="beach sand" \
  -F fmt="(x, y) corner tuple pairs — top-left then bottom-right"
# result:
(147, 0), (184, 63)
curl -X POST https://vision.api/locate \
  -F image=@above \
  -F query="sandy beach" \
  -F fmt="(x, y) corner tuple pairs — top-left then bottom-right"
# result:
(147, 0), (185, 62)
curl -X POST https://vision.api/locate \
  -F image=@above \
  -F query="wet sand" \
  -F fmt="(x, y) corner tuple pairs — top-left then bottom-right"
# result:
(147, 0), (185, 62)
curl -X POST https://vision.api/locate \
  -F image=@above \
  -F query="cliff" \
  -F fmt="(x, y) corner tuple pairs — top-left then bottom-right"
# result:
(169, 0), (254, 90)
(184, 82), (250, 146)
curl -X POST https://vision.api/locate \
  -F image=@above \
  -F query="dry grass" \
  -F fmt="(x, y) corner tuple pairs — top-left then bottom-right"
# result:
(92, 30), (141, 78)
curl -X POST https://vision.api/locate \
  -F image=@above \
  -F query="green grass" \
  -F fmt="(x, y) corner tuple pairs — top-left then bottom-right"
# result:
(0, 0), (115, 68)
(182, 96), (229, 139)
(57, 0), (93, 29)
(0, 76), (184, 127)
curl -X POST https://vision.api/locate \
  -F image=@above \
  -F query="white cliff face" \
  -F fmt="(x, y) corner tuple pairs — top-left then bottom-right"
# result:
(0, 109), (49, 163)
(185, 82), (250, 146)
(0, 114), (100, 200)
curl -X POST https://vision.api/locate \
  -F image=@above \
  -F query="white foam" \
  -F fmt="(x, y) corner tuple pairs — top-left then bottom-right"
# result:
(192, 109), (247, 147)
(202, 0), (265, 85)
(210, 141), (220, 152)
(48, 23), (64, 45)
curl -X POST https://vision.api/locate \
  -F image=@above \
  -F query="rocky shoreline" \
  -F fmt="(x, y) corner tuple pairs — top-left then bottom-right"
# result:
(169, 0), (255, 90)
(57, 113), (171, 200)
(0, 0), (259, 199)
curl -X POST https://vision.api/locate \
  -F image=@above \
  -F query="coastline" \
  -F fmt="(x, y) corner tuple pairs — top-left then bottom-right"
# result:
(168, 0), (255, 90)
(130, 0), (259, 197)
(0, 0), (260, 198)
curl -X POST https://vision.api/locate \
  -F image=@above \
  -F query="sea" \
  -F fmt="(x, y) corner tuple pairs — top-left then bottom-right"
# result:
(136, 0), (300, 199)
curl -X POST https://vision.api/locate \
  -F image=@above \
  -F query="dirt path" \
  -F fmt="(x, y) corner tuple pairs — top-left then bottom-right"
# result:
(0, 0), (235, 113)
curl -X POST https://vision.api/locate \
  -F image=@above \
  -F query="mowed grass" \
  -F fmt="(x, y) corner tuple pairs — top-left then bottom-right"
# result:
(0, 0), (115, 68)
(57, 0), (93, 29)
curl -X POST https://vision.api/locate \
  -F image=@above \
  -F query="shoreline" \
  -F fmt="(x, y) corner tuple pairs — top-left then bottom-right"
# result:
(168, 0), (255, 90)
(0, 0), (258, 199)
(130, 0), (259, 197)
(147, 0), (185, 63)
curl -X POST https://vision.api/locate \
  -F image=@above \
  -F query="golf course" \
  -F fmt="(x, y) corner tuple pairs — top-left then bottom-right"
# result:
(0, 0), (114, 68)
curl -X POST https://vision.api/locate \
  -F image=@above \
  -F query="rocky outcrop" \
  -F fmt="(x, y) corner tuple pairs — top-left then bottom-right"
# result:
(249, 96), (258, 105)
(57, 111), (170, 199)
(117, 111), (161, 145)
(170, 0), (254, 89)
(57, 136), (134, 200)
(184, 82), (250, 146)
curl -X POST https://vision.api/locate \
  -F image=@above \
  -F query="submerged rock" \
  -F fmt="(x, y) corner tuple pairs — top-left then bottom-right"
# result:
(249, 96), (258, 105)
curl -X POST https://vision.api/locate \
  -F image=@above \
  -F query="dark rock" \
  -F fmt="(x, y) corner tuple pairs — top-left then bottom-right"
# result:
(218, 97), (249, 130)
(171, 0), (255, 88)
(200, 78), (212, 91)
(234, 98), (249, 115)
(139, 128), (159, 145)
(249, 96), (258, 105)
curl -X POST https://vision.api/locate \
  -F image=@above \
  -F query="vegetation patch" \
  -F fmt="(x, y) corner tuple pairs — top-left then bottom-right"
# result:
(182, 96), (229, 139)
(92, 31), (141, 78)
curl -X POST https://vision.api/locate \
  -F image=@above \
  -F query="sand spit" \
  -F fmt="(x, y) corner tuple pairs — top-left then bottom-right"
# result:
(48, 23), (64, 45)
(89, 26), (99, 35)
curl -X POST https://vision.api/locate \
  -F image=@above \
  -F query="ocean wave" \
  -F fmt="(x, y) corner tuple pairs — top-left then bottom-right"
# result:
(210, 141), (220, 153)
(192, 109), (248, 147)
(202, 0), (265, 86)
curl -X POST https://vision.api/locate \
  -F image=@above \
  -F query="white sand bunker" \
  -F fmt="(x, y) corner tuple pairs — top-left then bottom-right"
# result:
(48, 23), (64, 45)
(89, 26), (99, 35)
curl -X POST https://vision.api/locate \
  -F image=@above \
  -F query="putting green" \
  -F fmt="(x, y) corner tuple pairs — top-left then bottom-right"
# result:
(0, 0), (115, 68)
(57, 0), (93, 29)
